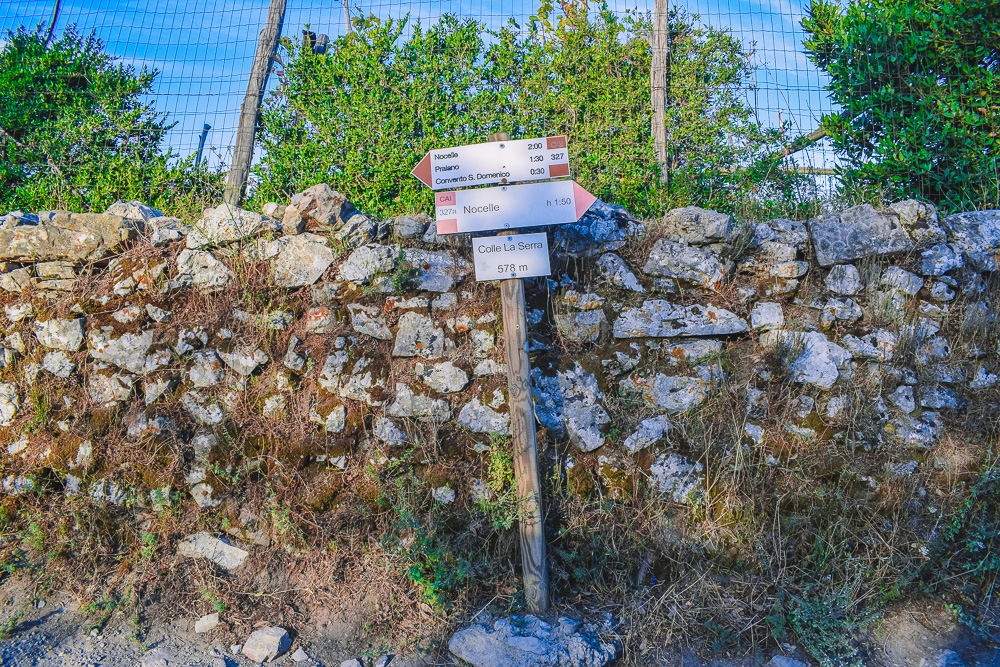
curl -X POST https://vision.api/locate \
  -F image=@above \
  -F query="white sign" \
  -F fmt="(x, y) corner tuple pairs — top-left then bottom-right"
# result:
(473, 233), (551, 281)
(435, 180), (597, 235)
(412, 136), (570, 190)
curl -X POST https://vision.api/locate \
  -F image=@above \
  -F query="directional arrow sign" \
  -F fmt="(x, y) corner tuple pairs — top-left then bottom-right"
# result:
(435, 180), (597, 235)
(412, 136), (570, 190)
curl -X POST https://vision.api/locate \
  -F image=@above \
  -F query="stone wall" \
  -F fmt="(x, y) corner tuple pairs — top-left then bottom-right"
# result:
(0, 185), (997, 529)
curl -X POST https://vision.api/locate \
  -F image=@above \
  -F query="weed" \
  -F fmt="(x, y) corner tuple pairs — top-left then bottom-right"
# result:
(201, 589), (226, 615)
(391, 249), (419, 292)
(139, 532), (157, 560)
(474, 433), (522, 531)
(25, 390), (48, 433)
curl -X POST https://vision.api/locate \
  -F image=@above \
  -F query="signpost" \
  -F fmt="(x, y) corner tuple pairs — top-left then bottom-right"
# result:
(412, 133), (597, 615)
(434, 181), (597, 235)
(411, 135), (570, 190)
(473, 233), (551, 281)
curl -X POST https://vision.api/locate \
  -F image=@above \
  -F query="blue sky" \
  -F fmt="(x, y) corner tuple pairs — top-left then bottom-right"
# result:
(1, 0), (836, 169)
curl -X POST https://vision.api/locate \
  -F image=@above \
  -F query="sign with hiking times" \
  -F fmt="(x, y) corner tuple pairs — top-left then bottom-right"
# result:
(411, 135), (570, 190)
(473, 232), (551, 281)
(434, 180), (597, 235)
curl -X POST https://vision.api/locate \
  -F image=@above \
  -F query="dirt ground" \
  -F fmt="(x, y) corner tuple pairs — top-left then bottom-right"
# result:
(1, 572), (998, 667)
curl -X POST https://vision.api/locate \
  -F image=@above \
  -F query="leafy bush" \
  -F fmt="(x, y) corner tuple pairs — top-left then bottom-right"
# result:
(0, 25), (219, 216)
(254, 0), (802, 219)
(802, 0), (1000, 211)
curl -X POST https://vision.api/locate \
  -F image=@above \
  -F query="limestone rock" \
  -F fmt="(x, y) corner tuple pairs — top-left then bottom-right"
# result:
(0, 213), (136, 262)
(42, 351), (76, 378)
(305, 306), (337, 334)
(449, 614), (617, 667)
(181, 391), (225, 425)
(105, 200), (162, 222)
(661, 206), (734, 245)
(750, 302), (783, 330)
(613, 301), (747, 338)
(0, 383), (18, 426)
(552, 200), (643, 259)
(189, 350), (225, 387)
(194, 613), (219, 634)
(761, 331), (852, 389)
(174, 249), (233, 292)
(146, 305), (172, 323)
(261, 233), (334, 287)
(880, 266), (924, 296)
(920, 243), (963, 276)
(387, 383), (450, 421)
(642, 238), (730, 291)
(177, 532), (248, 571)
(843, 330), (898, 361)
(319, 349), (386, 406)
(559, 363), (610, 452)
(555, 310), (607, 343)
(392, 312), (446, 358)
(394, 215), (427, 238)
(597, 253), (644, 292)
(338, 244), (396, 284)
(290, 183), (356, 229)
(88, 372), (134, 407)
(622, 415), (672, 453)
(650, 453), (703, 503)
(619, 373), (708, 413)
(754, 218), (810, 251)
(34, 318), (84, 351)
(415, 361), (468, 393)
(944, 210), (1000, 271)
(404, 248), (472, 292)
(148, 216), (189, 246)
(348, 304), (391, 340)
(821, 297), (862, 327)
(889, 199), (945, 244)
(4, 302), (33, 323)
(809, 204), (914, 266)
(311, 403), (347, 432)
(458, 398), (510, 434)
(187, 204), (279, 249)
(219, 348), (268, 376)
(373, 417), (408, 446)
(89, 329), (171, 374)
(0, 267), (32, 292)
(242, 627), (291, 663)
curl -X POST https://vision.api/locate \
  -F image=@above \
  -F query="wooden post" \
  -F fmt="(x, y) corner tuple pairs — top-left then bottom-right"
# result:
(488, 132), (549, 614)
(224, 0), (286, 206)
(651, 0), (670, 186)
(343, 0), (353, 35)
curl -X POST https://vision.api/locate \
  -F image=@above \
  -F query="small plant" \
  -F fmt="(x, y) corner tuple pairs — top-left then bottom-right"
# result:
(25, 391), (49, 433)
(390, 249), (419, 292)
(200, 589), (226, 615)
(474, 433), (522, 531)
(139, 533), (157, 560)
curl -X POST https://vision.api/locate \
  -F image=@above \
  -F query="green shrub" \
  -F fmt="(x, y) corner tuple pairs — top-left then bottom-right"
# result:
(253, 0), (802, 219)
(0, 25), (220, 216)
(802, 0), (1000, 211)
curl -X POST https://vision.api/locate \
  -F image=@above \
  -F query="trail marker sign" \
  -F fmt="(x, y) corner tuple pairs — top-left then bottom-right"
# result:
(435, 180), (597, 235)
(473, 233), (551, 281)
(410, 132), (603, 615)
(411, 135), (570, 190)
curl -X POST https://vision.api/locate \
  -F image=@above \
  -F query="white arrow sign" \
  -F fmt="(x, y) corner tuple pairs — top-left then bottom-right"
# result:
(473, 232), (551, 281)
(412, 136), (570, 190)
(435, 180), (597, 235)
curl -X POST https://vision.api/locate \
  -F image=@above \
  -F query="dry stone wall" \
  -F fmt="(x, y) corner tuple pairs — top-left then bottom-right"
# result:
(0, 185), (998, 526)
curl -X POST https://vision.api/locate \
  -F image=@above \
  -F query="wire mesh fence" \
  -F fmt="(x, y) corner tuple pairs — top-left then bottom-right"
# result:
(2, 0), (996, 220)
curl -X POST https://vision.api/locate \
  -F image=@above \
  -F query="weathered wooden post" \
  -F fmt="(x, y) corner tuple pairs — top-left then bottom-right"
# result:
(224, 0), (286, 206)
(651, 0), (670, 185)
(488, 132), (549, 614)
(412, 134), (595, 614)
